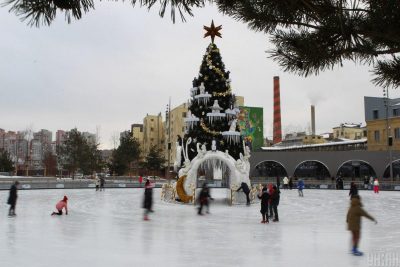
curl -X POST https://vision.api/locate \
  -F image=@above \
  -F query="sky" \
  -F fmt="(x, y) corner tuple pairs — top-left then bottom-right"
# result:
(1, 2), (399, 149)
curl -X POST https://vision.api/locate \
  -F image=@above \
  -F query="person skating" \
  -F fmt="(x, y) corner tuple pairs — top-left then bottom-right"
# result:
(143, 179), (154, 221)
(268, 183), (274, 219)
(51, 196), (69, 216)
(257, 185), (270, 223)
(95, 175), (100, 191)
(270, 185), (280, 222)
(198, 183), (212, 215)
(283, 176), (289, 190)
(363, 177), (369, 190)
(276, 176), (281, 189)
(373, 179), (379, 193)
(7, 181), (19, 216)
(237, 182), (251, 206)
(346, 195), (377, 256)
(288, 177), (293, 190)
(349, 182), (358, 199)
(100, 176), (105, 191)
(297, 179), (304, 197)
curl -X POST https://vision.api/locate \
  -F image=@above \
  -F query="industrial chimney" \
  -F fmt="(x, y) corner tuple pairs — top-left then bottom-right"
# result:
(273, 76), (282, 144)
(311, 105), (316, 135)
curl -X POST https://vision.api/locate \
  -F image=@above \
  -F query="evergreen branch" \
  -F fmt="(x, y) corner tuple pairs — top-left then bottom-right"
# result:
(372, 57), (400, 88)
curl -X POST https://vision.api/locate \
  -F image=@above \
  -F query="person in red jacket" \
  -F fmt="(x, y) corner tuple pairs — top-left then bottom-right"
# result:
(51, 196), (69, 216)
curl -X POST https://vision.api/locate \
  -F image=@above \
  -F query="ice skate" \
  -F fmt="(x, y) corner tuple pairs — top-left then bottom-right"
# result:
(352, 248), (363, 256)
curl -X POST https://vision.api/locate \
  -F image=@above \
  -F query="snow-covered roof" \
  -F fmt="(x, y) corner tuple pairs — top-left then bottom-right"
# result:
(261, 138), (367, 151)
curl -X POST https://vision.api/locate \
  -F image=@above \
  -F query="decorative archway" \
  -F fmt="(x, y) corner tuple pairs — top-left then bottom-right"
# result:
(383, 159), (400, 179)
(251, 160), (288, 178)
(336, 160), (376, 180)
(294, 160), (330, 179)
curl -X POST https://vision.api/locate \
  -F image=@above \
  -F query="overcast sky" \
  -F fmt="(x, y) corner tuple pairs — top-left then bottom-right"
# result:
(1, 2), (398, 149)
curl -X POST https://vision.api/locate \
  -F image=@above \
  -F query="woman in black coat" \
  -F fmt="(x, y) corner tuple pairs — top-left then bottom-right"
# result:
(258, 185), (270, 223)
(143, 179), (153, 221)
(7, 181), (19, 216)
(349, 182), (358, 199)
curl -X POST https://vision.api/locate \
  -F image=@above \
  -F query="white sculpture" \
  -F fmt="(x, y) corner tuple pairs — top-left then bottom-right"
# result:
(199, 82), (206, 94)
(173, 141), (182, 172)
(229, 119), (238, 132)
(211, 139), (217, 152)
(211, 100), (222, 113)
(201, 143), (207, 154)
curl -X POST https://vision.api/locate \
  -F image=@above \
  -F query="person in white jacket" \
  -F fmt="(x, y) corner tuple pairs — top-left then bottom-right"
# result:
(283, 176), (289, 190)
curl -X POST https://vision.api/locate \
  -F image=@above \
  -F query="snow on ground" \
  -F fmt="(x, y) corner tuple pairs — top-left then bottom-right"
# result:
(0, 188), (399, 267)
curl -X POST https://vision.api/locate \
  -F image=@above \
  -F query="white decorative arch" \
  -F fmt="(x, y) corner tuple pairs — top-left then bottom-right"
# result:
(180, 150), (250, 197)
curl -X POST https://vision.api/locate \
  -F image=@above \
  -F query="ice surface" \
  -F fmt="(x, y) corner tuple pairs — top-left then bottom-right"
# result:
(0, 188), (399, 267)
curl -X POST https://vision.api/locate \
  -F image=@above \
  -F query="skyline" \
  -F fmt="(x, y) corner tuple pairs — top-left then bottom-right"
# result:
(1, 2), (399, 149)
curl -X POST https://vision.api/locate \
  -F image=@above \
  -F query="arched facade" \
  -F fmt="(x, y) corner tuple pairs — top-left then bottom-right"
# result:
(252, 160), (288, 178)
(293, 160), (330, 179)
(383, 159), (400, 180)
(336, 160), (376, 179)
(250, 150), (400, 179)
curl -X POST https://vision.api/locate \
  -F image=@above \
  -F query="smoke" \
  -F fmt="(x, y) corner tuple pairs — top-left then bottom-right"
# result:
(307, 91), (326, 105)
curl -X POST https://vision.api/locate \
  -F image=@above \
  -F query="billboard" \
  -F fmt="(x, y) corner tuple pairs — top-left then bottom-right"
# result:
(238, 106), (264, 151)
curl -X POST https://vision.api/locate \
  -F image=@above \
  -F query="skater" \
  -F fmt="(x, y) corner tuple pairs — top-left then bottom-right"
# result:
(373, 178), (379, 193)
(51, 196), (69, 215)
(283, 176), (289, 190)
(288, 177), (293, 190)
(276, 176), (281, 189)
(363, 177), (369, 190)
(143, 179), (154, 221)
(7, 181), (19, 216)
(270, 185), (280, 222)
(258, 185), (270, 223)
(268, 183), (274, 218)
(198, 183), (212, 215)
(346, 195), (377, 256)
(369, 176), (374, 190)
(336, 176), (344, 190)
(139, 175), (143, 187)
(100, 176), (105, 191)
(297, 179), (304, 197)
(237, 182), (251, 205)
(349, 182), (359, 199)
(95, 175), (100, 191)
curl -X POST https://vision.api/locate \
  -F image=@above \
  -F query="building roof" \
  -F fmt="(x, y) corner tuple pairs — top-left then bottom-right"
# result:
(261, 138), (367, 151)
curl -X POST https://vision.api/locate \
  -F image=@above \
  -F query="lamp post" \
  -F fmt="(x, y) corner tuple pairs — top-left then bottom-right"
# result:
(383, 87), (394, 182)
(165, 98), (172, 180)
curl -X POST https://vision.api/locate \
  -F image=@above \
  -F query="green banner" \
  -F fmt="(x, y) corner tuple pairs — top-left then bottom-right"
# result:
(238, 106), (264, 150)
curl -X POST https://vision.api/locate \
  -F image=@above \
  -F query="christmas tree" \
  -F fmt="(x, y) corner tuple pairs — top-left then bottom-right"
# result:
(183, 21), (244, 161)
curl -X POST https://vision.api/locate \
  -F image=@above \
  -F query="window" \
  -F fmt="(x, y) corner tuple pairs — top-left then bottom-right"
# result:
(395, 128), (400, 139)
(374, 130), (380, 142)
(150, 127), (154, 131)
(151, 119), (154, 122)
(373, 110), (379, 119)
(393, 109), (399, 117)
(182, 112), (187, 117)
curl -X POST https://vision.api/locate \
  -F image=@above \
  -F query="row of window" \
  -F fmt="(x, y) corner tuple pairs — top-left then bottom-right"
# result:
(373, 128), (400, 141)
(373, 108), (400, 120)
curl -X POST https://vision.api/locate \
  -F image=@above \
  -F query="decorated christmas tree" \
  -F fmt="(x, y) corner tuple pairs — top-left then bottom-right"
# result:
(183, 21), (244, 161)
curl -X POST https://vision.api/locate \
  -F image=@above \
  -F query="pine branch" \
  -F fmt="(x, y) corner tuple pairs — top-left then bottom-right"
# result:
(373, 57), (400, 88)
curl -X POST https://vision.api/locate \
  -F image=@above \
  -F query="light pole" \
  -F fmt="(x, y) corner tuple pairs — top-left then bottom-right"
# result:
(165, 98), (172, 180)
(383, 87), (394, 182)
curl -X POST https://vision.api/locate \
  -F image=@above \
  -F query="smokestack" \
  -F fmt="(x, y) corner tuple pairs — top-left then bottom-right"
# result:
(273, 76), (282, 144)
(311, 105), (316, 135)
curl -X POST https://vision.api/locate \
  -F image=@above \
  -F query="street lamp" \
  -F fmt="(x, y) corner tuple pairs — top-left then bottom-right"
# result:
(165, 98), (172, 180)
(383, 87), (394, 182)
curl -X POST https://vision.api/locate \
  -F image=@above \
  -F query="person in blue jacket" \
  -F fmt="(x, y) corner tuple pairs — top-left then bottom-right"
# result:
(297, 179), (304, 197)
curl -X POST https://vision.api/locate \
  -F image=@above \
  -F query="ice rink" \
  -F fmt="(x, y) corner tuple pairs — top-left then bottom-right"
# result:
(1, 187), (398, 267)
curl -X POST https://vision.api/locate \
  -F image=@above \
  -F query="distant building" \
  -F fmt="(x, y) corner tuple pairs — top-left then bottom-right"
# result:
(165, 103), (188, 166)
(56, 130), (66, 146)
(332, 123), (366, 140)
(120, 130), (131, 141)
(364, 96), (400, 151)
(143, 113), (165, 157)
(82, 132), (97, 145)
(131, 124), (144, 145)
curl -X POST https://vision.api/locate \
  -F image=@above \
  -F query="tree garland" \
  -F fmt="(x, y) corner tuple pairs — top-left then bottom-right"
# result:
(200, 120), (221, 136)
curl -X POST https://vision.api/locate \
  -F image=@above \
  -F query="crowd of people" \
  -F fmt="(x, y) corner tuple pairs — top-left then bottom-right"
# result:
(5, 175), (379, 257)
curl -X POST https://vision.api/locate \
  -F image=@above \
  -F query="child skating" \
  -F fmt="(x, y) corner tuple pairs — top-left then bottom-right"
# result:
(297, 179), (304, 197)
(51, 196), (69, 216)
(346, 195), (377, 256)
